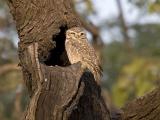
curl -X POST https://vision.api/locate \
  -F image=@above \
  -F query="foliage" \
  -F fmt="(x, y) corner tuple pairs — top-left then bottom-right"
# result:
(0, 38), (18, 65)
(112, 58), (160, 107)
(0, 70), (22, 92)
(102, 41), (133, 89)
(133, 24), (160, 57)
(129, 0), (149, 7)
(148, 0), (160, 12)
(102, 23), (160, 107)
(129, 0), (160, 13)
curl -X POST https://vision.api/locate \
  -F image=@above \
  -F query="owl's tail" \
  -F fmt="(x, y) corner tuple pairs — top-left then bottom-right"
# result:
(82, 62), (102, 85)
(90, 65), (103, 85)
(94, 71), (102, 85)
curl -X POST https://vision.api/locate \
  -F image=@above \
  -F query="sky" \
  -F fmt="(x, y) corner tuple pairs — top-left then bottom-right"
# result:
(90, 0), (160, 25)
(1, 0), (160, 44)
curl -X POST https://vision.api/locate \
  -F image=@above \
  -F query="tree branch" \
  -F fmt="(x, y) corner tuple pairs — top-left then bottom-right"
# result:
(0, 64), (19, 75)
(121, 88), (160, 120)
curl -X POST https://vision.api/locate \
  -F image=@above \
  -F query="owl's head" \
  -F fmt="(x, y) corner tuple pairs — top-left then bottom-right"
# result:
(66, 27), (86, 40)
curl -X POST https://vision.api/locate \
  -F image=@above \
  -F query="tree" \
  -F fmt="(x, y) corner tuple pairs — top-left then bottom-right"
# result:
(6, 0), (160, 120)
(6, 0), (110, 120)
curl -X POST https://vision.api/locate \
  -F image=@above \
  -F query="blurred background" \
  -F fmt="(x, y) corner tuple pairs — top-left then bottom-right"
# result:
(0, 0), (160, 119)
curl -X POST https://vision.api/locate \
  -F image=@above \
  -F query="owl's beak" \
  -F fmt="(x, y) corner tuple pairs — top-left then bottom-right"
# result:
(76, 35), (80, 38)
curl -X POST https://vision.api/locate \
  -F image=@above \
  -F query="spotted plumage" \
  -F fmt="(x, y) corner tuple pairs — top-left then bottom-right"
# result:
(65, 27), (102, 84)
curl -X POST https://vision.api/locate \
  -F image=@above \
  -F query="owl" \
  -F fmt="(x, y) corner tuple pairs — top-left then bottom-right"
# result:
(65, 27), (102, 84)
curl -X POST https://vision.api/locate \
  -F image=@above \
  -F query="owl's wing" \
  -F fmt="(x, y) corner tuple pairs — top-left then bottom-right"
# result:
(65, 38), (102, 80)
(79, 40), (103, 76)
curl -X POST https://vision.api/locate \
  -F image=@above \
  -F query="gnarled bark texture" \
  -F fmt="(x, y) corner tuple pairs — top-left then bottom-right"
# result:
(121, 88), (160, 120)
(7, 0), (110, 120)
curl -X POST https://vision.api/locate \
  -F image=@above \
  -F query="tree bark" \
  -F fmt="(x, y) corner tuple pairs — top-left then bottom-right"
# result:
(121, 88), (160, 120)
(7, 0), (110, 120)
(116, 0), (132, 51)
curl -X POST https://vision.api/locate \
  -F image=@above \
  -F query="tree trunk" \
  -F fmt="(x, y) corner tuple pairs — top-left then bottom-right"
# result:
(7, 0), (110, 120)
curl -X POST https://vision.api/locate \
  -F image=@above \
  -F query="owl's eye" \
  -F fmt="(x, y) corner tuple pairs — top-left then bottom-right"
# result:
(70, 32), (76, 36)
(80, 32), (85, 36)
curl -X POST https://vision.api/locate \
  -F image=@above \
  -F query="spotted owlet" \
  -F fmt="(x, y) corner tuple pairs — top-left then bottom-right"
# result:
(65, 27), (102, 84)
